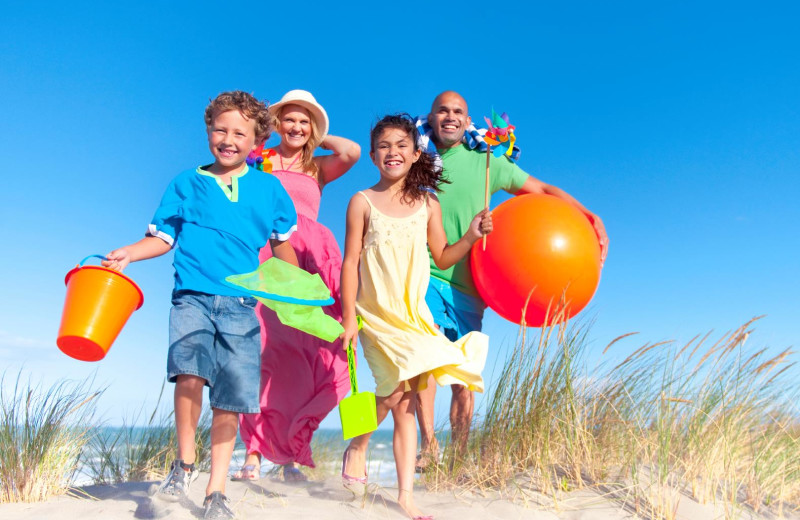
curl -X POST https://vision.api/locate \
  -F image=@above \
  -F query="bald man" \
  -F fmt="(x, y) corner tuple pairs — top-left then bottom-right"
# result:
(416, 91), (608, 464)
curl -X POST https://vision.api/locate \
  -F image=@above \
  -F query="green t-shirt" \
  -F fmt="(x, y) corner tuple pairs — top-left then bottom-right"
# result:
(429, 144), (529, 297)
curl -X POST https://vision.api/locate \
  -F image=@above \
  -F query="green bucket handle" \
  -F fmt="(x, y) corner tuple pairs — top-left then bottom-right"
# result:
(347, 316), (364, 395)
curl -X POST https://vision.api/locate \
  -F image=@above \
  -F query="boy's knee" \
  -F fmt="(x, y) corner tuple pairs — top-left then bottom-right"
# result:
(175, 374), (206, 390)
(211, 407), (239, 424)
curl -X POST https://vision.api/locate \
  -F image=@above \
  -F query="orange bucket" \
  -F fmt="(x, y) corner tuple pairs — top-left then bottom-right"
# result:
(57, 255), (144, 361)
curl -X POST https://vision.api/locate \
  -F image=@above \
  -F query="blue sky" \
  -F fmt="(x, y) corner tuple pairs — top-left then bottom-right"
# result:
(1, 2), (798, 429)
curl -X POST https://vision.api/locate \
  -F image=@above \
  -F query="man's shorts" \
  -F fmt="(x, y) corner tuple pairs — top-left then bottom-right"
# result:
(167, 290), (261, 414)
(424, 277), (485, 342)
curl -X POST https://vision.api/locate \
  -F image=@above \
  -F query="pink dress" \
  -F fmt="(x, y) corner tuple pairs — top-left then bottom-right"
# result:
(238, 166), (349, 468)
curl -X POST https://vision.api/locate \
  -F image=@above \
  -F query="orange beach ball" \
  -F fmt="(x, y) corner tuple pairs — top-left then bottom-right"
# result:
(470, 194), (602, 327)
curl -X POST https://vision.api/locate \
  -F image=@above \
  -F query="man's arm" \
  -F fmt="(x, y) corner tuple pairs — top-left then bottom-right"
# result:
(509, 175), (609, 264)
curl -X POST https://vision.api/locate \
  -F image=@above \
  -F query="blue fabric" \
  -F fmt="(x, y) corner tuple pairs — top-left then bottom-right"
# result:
(148, 166), (297, 297)
(415, 115), (521, 169)
(424, 277), (485, 341)
(167, 291), (261, 413)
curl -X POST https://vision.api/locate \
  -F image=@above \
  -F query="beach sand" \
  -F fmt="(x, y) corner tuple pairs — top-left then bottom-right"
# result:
(0, 471), (784, 520)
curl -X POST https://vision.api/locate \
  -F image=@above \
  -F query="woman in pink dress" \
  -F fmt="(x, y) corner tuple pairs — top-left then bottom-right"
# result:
(234, 90), (360, 481)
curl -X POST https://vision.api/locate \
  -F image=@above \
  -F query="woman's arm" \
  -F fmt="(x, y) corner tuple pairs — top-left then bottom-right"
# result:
(269, 239), (299, 267)
(427, 196), (492, 270)
(315, 135), (361, 186)
(340, 194), (367, 348)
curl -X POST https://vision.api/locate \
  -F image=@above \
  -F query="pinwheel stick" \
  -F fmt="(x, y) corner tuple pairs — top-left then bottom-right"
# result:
(483, 143), (490, 250)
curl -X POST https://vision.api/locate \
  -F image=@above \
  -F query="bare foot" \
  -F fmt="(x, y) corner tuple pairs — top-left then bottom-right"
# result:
(398, 490), (432, 520)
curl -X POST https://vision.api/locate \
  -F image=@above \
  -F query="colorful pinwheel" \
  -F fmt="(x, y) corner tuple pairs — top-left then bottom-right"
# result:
(246, 143), (275, 173)
(482, 108), (517, 250)
(483, 109), (516, 158)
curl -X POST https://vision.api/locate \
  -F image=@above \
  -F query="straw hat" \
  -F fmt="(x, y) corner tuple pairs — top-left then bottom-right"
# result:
(269, 90), (329, 139)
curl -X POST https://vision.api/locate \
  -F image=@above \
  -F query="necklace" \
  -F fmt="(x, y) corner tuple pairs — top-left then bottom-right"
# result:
(278, 149), (302, 171)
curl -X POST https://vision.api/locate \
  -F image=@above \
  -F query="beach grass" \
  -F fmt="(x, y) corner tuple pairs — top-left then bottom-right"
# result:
(0, 372), (100, 503)
(5, 314), (798, 520)
(425, 315), (800, 519)
(86, 381), (212, 484)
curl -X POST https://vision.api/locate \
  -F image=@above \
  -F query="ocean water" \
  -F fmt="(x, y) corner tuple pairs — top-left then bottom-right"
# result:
(231, 428), (400, 486)
(76, 427), (405, 487)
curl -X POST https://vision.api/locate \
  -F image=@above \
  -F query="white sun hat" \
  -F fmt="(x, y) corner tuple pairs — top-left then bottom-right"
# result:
(268, 89), (329, 139)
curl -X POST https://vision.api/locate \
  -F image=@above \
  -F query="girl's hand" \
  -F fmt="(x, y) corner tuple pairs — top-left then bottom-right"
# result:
(341, 316), (359, 351)
(467, 209), (493, 242)
(102, 248), (131, 271)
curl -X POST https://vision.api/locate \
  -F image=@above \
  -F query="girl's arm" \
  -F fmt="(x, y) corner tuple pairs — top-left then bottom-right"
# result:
(427, 196), (492, 270)
(340, 194), (367, 348)
(269, 239), (299, 267)
(102, 236), (172, 271)
(315, 135), (361, 186)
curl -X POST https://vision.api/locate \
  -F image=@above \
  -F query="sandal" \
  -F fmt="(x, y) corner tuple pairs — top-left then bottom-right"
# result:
(282, 464), (308, 482)
(231, 463), (260, 481)
(414, 453), (439, 474)
(341, 449), (367, 488)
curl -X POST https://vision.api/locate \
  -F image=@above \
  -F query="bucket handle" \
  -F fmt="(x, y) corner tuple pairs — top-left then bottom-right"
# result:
(65, 254), (144, 310)
(347, 339), (358, 395)
(346, 316), (365, 396)
(78, 254), (109, 267)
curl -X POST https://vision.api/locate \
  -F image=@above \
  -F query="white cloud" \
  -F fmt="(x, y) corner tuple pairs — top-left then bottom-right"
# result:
(0, 330), (53, 350)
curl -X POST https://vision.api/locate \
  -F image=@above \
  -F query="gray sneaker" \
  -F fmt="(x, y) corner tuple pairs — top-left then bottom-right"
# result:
(154, 459), (198, 501)
(203, 491), (234, 519)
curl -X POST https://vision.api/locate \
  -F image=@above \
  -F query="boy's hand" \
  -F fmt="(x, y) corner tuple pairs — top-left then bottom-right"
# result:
(102, 248), (131, 271)
(340, 316), (359, 351)
(467, 209), (493, 242)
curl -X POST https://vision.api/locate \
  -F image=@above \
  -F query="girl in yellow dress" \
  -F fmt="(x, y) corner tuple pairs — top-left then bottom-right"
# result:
(340, 114), (491, 520)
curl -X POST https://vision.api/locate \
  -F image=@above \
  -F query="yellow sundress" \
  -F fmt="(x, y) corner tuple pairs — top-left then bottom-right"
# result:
(355, 191), (488, 397)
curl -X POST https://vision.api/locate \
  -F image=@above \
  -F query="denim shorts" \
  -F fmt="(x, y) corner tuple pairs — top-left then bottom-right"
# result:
(167, 290), (261, 413)
(424, 277), (485, 341)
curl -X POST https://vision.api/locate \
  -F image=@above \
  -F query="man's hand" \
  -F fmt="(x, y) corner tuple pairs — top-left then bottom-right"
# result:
(587, 213), (609, 264)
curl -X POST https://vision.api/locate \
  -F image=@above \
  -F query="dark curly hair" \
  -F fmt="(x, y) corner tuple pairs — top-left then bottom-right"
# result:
(370, 113), (448, 203)
(204, 91), (272, 142)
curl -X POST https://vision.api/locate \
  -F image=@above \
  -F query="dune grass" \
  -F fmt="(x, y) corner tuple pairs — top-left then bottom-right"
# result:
(86, 381), (212, 484)
(425, 316), (800, 519)
(5, 313), (797, 520)
(0, 373), (100, 503)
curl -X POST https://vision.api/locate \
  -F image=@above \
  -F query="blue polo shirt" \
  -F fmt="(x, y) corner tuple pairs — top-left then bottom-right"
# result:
(147, 166), (297, 296)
